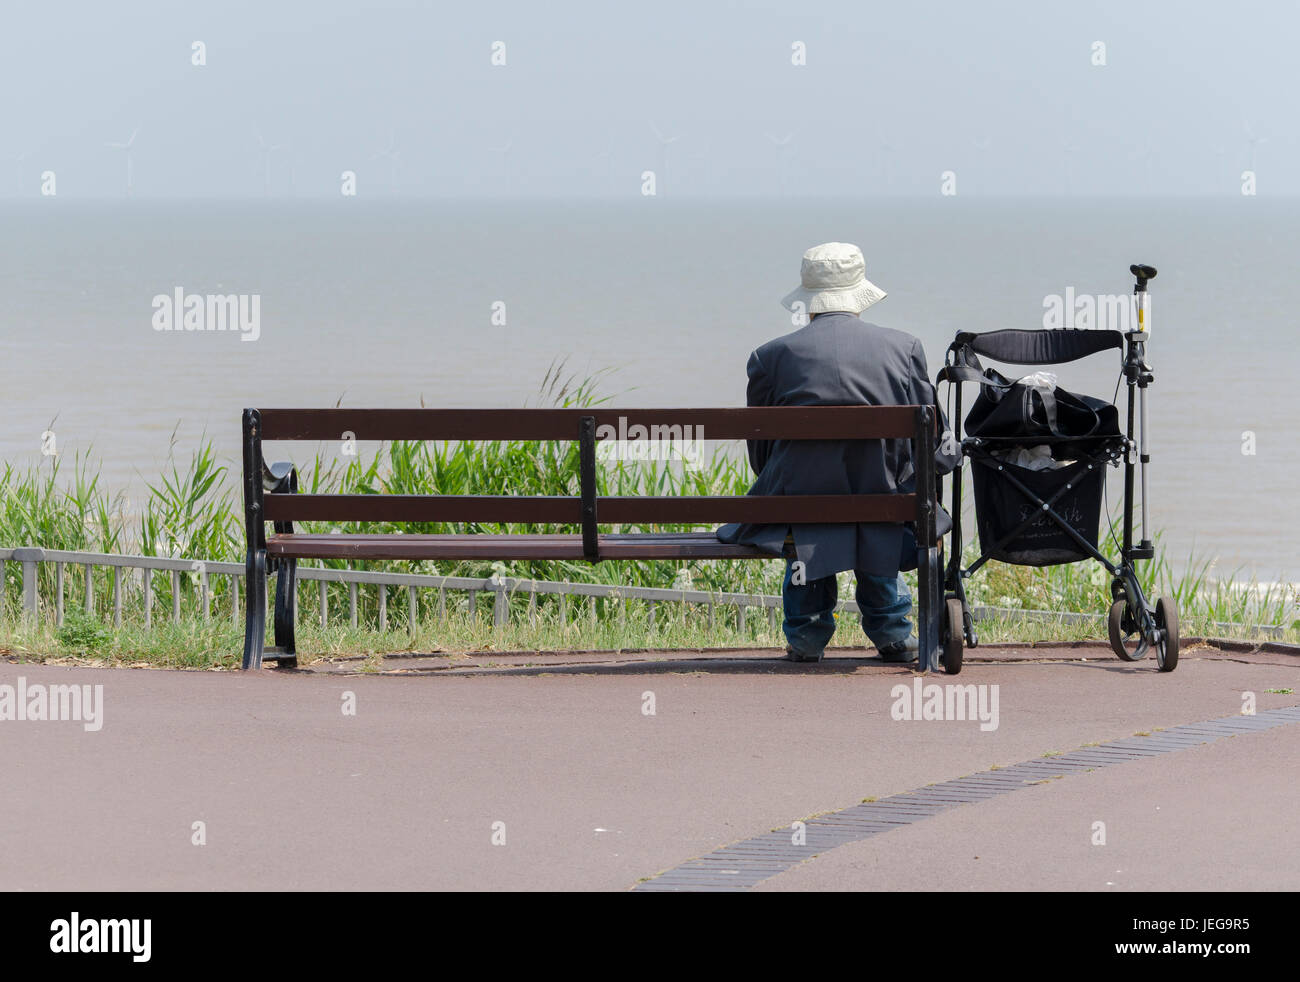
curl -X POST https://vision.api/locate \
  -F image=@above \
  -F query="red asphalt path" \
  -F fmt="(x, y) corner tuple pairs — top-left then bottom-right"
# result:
(1, 644), (1296, 891)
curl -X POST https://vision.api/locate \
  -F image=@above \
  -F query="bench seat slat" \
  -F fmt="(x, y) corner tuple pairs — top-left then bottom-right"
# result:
(266, 532), (785, 561)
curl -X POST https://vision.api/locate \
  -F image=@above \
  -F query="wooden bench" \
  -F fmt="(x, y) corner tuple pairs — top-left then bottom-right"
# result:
(240, 406), (946, 670)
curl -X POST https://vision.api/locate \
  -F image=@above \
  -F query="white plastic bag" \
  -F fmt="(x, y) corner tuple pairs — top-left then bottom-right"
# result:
(993, 445), (1074, 471)
(1020, 371), (1058, 390)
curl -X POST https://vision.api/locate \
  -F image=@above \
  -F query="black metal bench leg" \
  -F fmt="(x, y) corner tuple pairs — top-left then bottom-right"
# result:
(916, 544), (942, 673)
(242, 549), (268, 670)
(931, 546), (944, 672)
(273, 557), (297, 667)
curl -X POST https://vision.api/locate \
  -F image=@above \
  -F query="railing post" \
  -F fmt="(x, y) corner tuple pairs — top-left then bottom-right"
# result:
(13, 548), (43, 624)
(194, 562), (209, 623)
(492, 576), (507, 630)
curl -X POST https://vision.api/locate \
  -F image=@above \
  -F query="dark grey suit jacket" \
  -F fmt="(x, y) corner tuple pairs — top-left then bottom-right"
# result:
(716, 311), (957, 581)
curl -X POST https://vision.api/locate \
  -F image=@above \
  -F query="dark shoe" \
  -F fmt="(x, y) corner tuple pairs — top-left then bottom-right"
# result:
(785, 646), (824, 663)
(877, 636), (918, 663)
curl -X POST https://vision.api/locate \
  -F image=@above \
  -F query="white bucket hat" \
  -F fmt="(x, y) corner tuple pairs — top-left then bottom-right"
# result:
(780, 242), (887, 315)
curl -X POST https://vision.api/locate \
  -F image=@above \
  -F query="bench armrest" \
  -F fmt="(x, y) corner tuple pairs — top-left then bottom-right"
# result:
(262, 460), (297, 494)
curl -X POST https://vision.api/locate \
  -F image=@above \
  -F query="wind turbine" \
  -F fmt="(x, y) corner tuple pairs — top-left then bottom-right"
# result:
(372, 132), (400, 193)
(596, 147), (614, 195)
(256, 131), (287, 195)
(1060, 135), (1080, 195)
(971, 134), (992, 194)
(1243, 118), (1267, 173)
(877, 137), (899, 195)
(1132, 134), (1155, 194)
(490, 137), (512, 194)
(5, 150), (28, 194)
(1208, 142), (1228, 191)
(491, 138), (513, 191)
(649, 120), (681, 197)
(765, 132), (795, 196)
(105, 128), (139, 197)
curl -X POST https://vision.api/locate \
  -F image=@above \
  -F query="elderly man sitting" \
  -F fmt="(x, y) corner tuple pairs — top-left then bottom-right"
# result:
(717, 242), (956, 663)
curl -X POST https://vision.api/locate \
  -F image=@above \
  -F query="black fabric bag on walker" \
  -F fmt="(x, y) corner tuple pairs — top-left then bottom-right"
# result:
(963, 369), (1120, 456)
(964, 370), (1120, 566)
(971, 456), (1105, 566)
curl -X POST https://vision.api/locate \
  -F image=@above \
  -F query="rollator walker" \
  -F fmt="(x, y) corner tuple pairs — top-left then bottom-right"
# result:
(931, 263), (1178, 674)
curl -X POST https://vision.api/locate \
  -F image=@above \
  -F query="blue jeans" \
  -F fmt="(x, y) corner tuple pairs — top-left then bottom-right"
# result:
(782, 563), (913, 656)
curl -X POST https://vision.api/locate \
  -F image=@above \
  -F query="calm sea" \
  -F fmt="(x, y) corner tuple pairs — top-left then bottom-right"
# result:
(1, 197), (1296, 581)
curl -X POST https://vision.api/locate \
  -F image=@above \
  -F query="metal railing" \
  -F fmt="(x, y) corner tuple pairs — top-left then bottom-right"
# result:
(0, 546), (1288, 639)
(0, 546), (785, 633)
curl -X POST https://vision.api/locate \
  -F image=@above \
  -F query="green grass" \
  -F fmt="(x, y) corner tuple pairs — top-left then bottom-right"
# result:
(2, 362), (1296, 668)
(1, 593), (798, 671)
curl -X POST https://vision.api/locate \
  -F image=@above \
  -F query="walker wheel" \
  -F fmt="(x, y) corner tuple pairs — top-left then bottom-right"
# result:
(942, 598), (964, 675)
(1108, 599), (1144, 661)
(1155, 596), (1179, 673)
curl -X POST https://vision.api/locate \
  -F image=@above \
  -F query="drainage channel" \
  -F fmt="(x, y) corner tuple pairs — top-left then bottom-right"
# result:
(632, 705), (1300, 892)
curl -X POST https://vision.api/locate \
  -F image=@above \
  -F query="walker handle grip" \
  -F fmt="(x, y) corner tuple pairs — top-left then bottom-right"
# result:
(1130, 264), (1157, 292)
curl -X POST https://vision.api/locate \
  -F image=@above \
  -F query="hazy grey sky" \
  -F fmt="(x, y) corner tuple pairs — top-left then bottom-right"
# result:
(1, 0), (1293, 197)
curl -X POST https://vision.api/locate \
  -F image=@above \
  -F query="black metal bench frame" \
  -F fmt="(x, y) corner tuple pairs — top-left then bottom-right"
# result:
(240, 406), (945, 671)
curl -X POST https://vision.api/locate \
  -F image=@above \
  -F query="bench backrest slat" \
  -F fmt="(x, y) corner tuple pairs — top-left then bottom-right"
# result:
(256, 406), (920, 442)
(263, 492), (919, 526)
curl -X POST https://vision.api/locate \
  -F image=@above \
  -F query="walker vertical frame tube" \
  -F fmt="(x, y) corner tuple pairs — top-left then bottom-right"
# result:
(914, 406), (940, 672)
(1139, 365), (1151, 550)
(1129, 264), (1156, 559)
(1122, 340), (1137, 561)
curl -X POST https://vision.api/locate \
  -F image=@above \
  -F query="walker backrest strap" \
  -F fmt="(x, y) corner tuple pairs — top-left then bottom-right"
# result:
(937, 328), (1125, 386)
